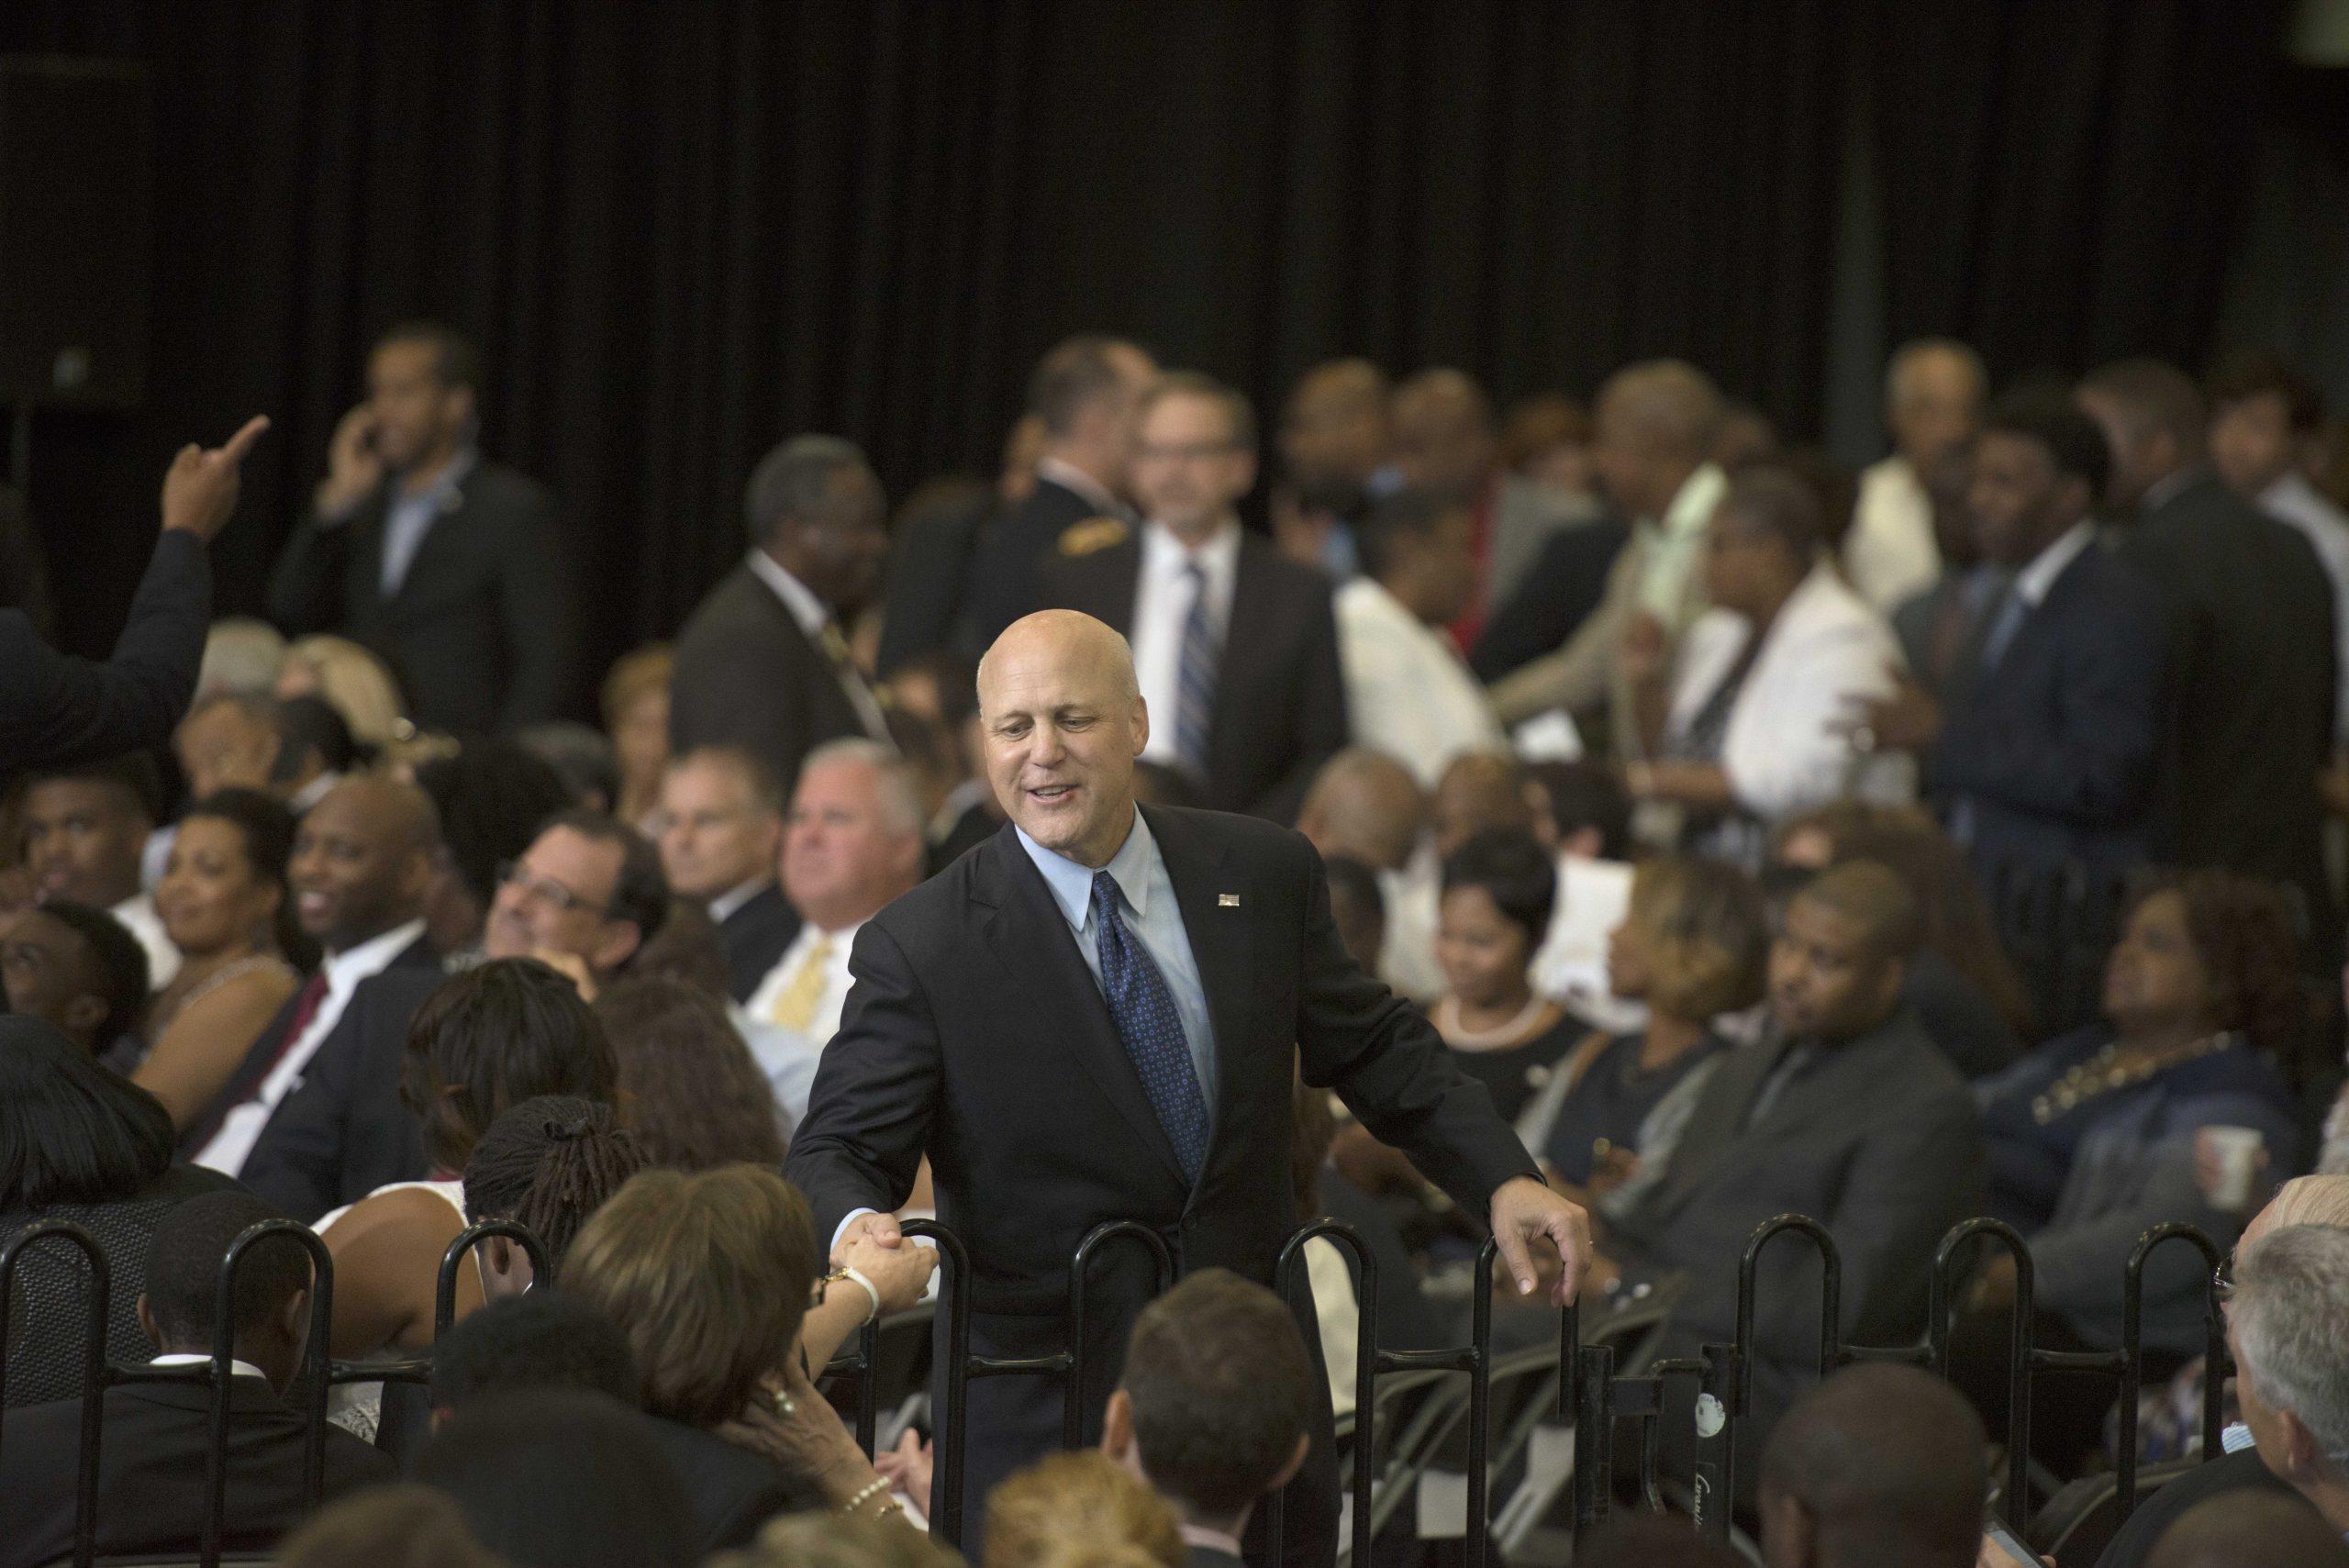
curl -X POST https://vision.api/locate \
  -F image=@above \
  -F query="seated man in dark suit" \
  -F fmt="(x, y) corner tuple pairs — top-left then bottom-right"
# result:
(656, 745), (798, 1003)
(242, 809), (663, 1221)
(0, 1189), (392, 1568)
(1103, 1269), (1315, 1568)
(1857, 394), (2170, 875)
(1595, 863), (1985, 1490)
(669, 436), (894, 796)
(268, 322), (572, 735)
(1033, 372), (1348, 823)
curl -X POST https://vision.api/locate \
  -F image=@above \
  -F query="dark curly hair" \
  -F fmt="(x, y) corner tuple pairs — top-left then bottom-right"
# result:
(2132, 872), (2306, 1051)
(462, 1095), (648, 1269)
(592, 977), (784, 1170)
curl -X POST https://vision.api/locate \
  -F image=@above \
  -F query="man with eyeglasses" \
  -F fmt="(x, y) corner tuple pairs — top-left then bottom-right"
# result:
(656, 745), (798, 1003)
(483, 809), (671, 991)
(193, 777), (442, 1181)
(2091, 1176), (2349, 1568)
(1032, 372), (1348, 824)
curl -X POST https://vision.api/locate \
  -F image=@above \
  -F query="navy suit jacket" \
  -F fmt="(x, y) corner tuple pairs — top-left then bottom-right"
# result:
(1927, 539), (2170, 873)
(236, 939), (446, 1222)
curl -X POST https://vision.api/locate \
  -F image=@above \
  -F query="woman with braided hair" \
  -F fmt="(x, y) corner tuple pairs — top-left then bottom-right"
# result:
(460, 1094), (649, 1300)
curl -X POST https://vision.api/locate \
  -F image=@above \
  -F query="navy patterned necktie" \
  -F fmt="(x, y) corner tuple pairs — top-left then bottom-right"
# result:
(1090, 870), (1210, 1182)
(1174, 562), (1218, 779)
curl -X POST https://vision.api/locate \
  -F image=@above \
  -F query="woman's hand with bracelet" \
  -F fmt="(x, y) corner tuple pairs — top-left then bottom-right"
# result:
(718, 1358), (879, 1507)
(841, 1231), (936, 1315)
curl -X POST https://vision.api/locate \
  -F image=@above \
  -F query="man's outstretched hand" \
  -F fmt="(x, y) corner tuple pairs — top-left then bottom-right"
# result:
(833, 1208), (905, 1264)
(1490, 1175), (1593, 1306)
(161, 416), (270, 541)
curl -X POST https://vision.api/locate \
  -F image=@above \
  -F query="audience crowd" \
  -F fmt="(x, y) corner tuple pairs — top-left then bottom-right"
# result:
(6, 320), (2349, 1566)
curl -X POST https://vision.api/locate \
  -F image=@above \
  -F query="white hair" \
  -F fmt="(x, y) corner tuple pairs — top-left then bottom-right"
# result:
(797, 738), (924, 841)
(2233, 1223), (2349, 1463)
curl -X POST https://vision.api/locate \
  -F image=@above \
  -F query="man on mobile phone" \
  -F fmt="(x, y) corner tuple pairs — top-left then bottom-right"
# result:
(268, 322), (572, 737)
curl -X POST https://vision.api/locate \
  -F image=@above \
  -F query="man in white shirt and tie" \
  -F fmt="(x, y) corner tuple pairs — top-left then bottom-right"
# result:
(1842, 339), (1987, 613)
(190, 776), (440, 1174)
(745, 739), (927, 1127)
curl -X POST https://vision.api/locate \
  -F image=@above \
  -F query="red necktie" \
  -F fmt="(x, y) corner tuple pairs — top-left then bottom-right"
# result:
(263, 973), (331, 1078)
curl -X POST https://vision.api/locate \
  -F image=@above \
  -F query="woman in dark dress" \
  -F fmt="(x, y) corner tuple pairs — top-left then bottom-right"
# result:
(1526, 857), (1769, 1219)
(1429, 828), (1583, 1124)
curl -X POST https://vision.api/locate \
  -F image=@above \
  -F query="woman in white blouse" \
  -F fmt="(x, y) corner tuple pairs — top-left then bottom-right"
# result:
(1623, 463), (1909, 855)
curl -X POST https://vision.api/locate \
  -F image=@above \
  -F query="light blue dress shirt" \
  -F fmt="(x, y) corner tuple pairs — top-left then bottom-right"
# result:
(1015, 811), (1219, 1110)
(378, 449), (477, 596)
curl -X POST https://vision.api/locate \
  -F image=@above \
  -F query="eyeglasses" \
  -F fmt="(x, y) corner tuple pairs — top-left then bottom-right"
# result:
(2214, 1252), (2237, 1305)
(495, 861), (610, 918)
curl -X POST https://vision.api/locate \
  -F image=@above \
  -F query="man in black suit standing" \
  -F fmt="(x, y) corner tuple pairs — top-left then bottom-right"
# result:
(958, 335), (1159, 651)
(269, 323), (571, 735)
(2077, 360), (2338, 948)
(669, 435), (893, 796)
(0, 1190), (392, 1568)
(785, 608), (1587, 1562)
(1034, 373), (1346, 823)
(1855, 395), (2170, 874)
(656, 745), (798, 1003)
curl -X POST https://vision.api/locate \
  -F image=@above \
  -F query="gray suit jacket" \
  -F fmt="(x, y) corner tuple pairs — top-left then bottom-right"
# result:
(1613, 1007), (1985, 1391)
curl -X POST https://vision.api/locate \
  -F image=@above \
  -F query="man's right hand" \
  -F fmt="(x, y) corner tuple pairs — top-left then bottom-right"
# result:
(833, 1209), (905, 1265)
(160, 416), (270, 541)
(315, 404), (384, 519)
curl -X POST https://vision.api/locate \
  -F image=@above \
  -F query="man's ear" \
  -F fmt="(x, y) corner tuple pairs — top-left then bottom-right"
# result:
(1267, 1430), (1309, 1496)
(134, 1292), (161, 1351)
(1101, 1387), (1136, 1463)
(2278, 1408), (2325, 1482)
(1130, 695), (1151, 759)
(1758, 1491), (1813, 1568)
(60, 991), (107, 1039)
(1561, 826), (1604, 861)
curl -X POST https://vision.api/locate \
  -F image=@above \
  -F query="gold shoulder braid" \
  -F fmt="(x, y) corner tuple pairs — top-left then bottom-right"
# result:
(2031, 1030), (2239, 1125)
(1058, 516), (1129, 557)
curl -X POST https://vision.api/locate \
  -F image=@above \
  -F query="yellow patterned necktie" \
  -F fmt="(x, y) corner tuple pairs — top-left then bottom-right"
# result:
(767, 933), (835, 1032)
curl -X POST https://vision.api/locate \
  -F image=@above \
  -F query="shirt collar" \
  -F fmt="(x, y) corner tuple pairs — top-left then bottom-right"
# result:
(745, 550), (832, 638)
(707, 877), (773, 923)
(2013, 521), (2096, 608)
(1142, 517), (1241, 577)
(2142, 465), (2199, 514)
(327, 917), (428, 989)
(1036, 455), (1123, 517)
(396, 447), (478, 509)
(1178, 1523), (1245, 1559)
(150, 1353), (272, 1382)
(1015, 806), (1156, 933)
(1657, 462), (1728, 537)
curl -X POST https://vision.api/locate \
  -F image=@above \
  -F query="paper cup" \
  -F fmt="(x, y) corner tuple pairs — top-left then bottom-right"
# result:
(2203, 1126), (2265, 1212)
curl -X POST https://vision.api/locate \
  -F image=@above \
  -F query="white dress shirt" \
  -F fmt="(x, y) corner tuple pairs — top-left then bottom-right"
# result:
(1531, 856), (1641, 1032)
(148, 1353), (270, 1382)
(742, 918), (864, 1126)
(744, 550), (890, 742)
(1130, 520), (1241, 768)
(1334, 579), (1506, 789)
(1843, 455), (1942, 612)
(111, 891), (180, 990)
(192, 917), (430, 1177)
(2262, 471), (2349, 746)
(1664, 563), (1910, 822)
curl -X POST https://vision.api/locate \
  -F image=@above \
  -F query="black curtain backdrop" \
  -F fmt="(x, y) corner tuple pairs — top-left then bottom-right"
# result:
(0, 1), (2278, 714)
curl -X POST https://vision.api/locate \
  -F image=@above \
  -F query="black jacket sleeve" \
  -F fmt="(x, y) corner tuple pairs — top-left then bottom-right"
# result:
(0, 529), (211, 774)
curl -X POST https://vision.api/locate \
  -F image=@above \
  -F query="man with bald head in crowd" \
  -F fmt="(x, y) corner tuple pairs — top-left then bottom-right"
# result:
(1843, 339), (1987, 611)
(191, 775), (442, 1177)
(1593, 862), (1984, 1496)
(1490, 360), (1728, 757)
(1272, 358), (1392, 578)
(2079, 360), (2336, 946)
(1758, 1363), (1986, 1568)
(1297, 748), (1442, 1001)
(2093, 1175), (2349, 1568)
(961, 335), (1161, 648)
(787, 608), (1587, 1562)
(745, 738), (928, 1125)
(1389, 368), (1589, 647)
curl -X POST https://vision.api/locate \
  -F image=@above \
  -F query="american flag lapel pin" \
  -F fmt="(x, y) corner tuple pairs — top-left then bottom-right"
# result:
(1218, 893), (1241, 907)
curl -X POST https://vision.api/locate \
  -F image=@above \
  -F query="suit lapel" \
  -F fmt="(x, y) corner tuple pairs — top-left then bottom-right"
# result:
(1639, 1035), (1783, 1218)
(971, 826), (1190, 1185)
(1140, 806), (1253, 1170)
(1213, 542), (1279, 755)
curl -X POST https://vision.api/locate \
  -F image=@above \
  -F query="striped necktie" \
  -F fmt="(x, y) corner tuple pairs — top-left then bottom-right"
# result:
(1174, 562), (1217, 780)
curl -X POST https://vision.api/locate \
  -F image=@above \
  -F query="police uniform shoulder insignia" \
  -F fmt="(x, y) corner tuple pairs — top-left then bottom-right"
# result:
(1058, 517), (1129, 557)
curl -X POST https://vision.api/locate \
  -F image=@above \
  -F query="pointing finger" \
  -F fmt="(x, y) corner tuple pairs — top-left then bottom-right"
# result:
(217, 415), (271, 464)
